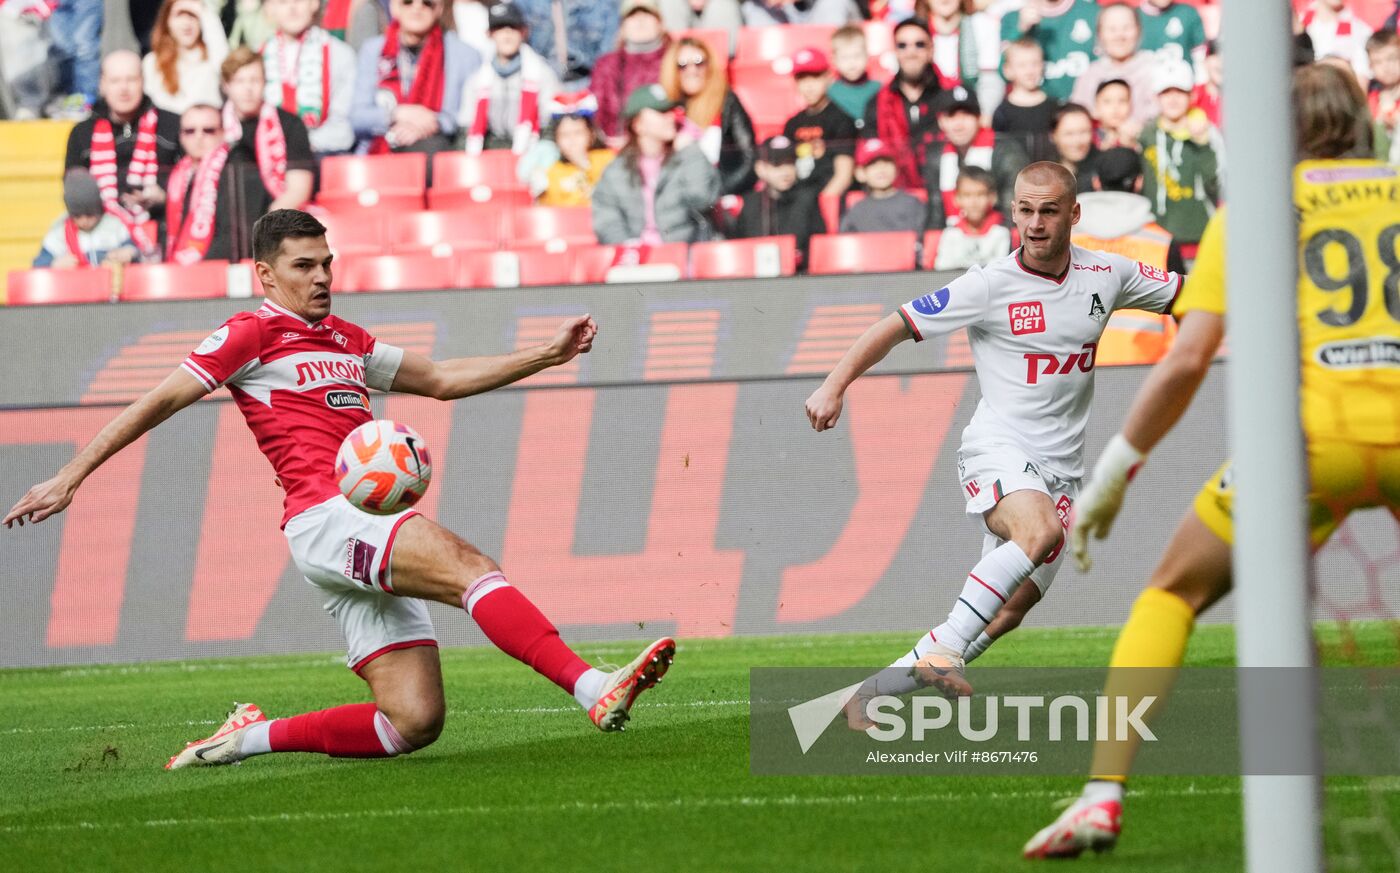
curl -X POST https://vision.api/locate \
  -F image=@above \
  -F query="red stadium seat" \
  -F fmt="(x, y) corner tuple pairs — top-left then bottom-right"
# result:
(318, 211), (386, 256)
(336, 254), (458, 293)
(507, 206), (596, 246)
(317, 153), (427, 212)
(675, 27), (731, 65)
(6, 268), (113, 305)
(808, 232), (918, 275)
(921, 230), (945, 270)
(428, 151), (526, 210)
(570, 243), (689, 284)
(732, 83), (803, 141)
(735, 24), (838, 67)
(456, 249), (575, 288)
(690, 236), (797, 279)
(120, 261), (230, 301)
(390, 208), (505, 254)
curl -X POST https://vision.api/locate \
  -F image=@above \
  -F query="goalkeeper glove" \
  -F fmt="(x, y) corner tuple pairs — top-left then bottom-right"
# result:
(1071, 433), (1145, 572)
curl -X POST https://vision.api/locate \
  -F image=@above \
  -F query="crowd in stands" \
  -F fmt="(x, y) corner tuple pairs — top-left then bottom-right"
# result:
(4, 0), (1400, 283)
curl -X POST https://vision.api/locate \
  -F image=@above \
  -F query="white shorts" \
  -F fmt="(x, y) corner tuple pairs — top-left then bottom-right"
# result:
(957, 446), (1078, 595)
(284, 497), (438, 674)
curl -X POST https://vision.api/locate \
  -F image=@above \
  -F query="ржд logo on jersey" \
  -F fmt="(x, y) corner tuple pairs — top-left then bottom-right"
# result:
(326, 390), (371, 412)
(1009, 302), (1046, 335)
(1024, 342), (1098, 384)
(911, 288), (951, 316)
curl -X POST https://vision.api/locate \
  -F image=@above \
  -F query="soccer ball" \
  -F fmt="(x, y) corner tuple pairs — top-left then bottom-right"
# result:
(335, 420), (432, 515)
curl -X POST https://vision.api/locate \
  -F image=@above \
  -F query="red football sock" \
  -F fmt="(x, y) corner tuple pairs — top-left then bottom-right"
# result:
(267, 703), (403, 758)
(462, 571), (590, 693)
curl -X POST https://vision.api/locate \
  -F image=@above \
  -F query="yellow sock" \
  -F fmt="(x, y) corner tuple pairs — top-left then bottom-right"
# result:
(1089, 588), (1196, 782)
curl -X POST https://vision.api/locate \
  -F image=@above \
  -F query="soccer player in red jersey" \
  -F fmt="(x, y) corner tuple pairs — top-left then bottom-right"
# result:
(4, 209), (675, 768)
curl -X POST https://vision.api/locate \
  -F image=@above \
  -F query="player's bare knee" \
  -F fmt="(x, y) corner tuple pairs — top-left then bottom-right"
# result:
(1016, 523), (1064, 565)
(387, 703), (445, 750)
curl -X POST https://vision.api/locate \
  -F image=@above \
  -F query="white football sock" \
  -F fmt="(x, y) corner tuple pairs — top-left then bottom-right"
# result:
(931, 542), (1036, 654)
(239, 720), (272, 758)
(1083, 780), (1125, 804)
(572, 667), (609, 710)
(963, 632), (996, 663)
(873, 649), (922, 696)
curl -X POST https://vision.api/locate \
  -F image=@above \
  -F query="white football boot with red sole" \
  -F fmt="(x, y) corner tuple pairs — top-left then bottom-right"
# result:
(1023, 796), (1123, 859)
(165, 702), (268, 770)
(589, 638), (675, 732)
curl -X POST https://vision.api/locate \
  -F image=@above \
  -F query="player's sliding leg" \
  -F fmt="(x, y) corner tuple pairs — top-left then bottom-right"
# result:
(1022, 512), (1231, 859)
(964, 580), (1042, 663)
(388, 516), (673, 732)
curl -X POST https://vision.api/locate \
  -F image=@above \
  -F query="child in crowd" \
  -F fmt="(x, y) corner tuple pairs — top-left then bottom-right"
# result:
(840, 138), (927, 234)
(729, 135), (826, 267)
(827, 24), (881, 130)
(34, 169), (138, 268)
(991, 36), (1060, 162)
(1139, 59), (1219, 249)
(519, 92), (614, 206)
(932, 166), (1010, 271)
(782, 47), (857, 200)
(1367, 29), (1400, 161)
(1093, 78), (1139, 149)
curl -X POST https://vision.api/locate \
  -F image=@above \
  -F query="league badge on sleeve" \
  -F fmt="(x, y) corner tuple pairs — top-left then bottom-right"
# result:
(194, 326), (229, 355)
(911, 288), (951, 316)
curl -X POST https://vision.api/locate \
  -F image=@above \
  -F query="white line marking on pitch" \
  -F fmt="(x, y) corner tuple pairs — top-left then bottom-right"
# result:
(1, 784), (1395, 836)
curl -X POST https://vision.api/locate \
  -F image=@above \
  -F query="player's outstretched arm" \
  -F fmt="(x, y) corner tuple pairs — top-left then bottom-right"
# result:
(805, 313), (913, 432)
(4, 368), (208, 528)
(1071, 310), (1224, 570)
(390, 314), (598, 401)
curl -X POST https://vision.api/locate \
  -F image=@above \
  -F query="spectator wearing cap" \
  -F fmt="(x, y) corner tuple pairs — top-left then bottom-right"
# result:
(520, 91), (616, 205)
(592, 84), (720, 244)
(726, 135), (826, 267)
(782, 48), (857, 200)
(221, 48), (316, 213)
(1000, 0), (1099, 102)
(740, 0), (851, 27)
(351, 0), (480, 158)
(839, 139), (927, 235)
(1069, 3), (1161, 126)
(33, 170), (139, 269)
(661, 36), (757, 196)
(64, 50), (182, 259)
(1049, 103), (1099, 193)
(260, 0), (359, 155)
(658, 0), (742, 57)
(863, 18), (946, 190)
(591, 0), (671, 144)
(511, 0), (619, 87)
(1301, 0), (1374, 83)
(458, 2), (560, 154)
(1139, 58), (1219, 249)
(925, 89), (1027, 230)
(1072, 145), (1180, 364)
(1137, 0), (1207, 72)
(930, 165), (1011, 270)
(144, 0), (231, 114)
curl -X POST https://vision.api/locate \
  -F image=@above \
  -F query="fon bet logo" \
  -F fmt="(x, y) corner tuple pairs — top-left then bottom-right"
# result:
(1009, 302), (1046, 335)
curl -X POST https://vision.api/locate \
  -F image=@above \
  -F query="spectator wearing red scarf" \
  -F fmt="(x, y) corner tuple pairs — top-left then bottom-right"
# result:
(221, 48), (316, 213)
(261, 0), (359, 155)
(164, 104), (270, 263)
(350, 0), (481, 157)
(862, 17), (947, 190)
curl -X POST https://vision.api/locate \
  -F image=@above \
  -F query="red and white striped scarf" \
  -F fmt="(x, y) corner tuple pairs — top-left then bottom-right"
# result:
(1301, 4), (1356, 38)
(263, 28), (332, 129)
(90, 109), (160, 253)
(223, 101), (288, 198)
(938, 127), (996, 222)
(63, 218), (93, 266)
(165, 144), (230, 266)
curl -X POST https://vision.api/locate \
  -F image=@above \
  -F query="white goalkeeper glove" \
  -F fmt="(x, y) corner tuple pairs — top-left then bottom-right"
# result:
(1071, 433), (1146, 573)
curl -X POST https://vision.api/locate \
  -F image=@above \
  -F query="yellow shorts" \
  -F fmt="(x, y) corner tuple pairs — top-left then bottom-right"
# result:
(1193, 441), (1400, 547)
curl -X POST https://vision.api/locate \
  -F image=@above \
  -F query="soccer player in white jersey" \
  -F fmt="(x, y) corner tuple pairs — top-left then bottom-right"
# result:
(4, 210), (674, 768)
(805, 162), (1181, 712)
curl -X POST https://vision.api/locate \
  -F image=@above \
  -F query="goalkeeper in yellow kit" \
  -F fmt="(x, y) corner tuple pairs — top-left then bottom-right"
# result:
(1023, 63), (1400, 859)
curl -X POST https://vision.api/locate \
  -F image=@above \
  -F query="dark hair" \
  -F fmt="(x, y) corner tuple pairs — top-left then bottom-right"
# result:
(956, 165), (996, 193)
(1095, 77), (1131, 97)
(1050, 102), (1093, 133)
(1367, 28), (1399, 53)
(1293, 63), (1374, 160)
(253, 209), (327, 263)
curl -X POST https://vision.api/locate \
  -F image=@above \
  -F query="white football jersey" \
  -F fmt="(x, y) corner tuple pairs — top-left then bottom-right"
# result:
(900, 245), (1182, 479)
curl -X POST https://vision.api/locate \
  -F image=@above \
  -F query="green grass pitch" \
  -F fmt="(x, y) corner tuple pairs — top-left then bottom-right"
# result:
(5, 624), (1399, 872)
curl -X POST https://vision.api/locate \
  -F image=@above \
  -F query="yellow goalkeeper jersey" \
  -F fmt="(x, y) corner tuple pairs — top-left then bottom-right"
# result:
(1174, 159), (1400, 445)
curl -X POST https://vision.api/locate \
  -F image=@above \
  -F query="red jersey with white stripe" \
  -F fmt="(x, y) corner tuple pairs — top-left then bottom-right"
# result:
(899, 245), (1182, 479)
(181, 300), (405, 526)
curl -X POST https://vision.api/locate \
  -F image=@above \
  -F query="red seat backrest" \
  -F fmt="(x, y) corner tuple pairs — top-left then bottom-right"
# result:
(808, 231), (918, 275)
(390, 209), (506, 254)
(336, 254), (458, 292)
(508, 206), (596, 244)
(6, 268), (113, 305)
(690, 236), (798, 279)
(120, 261), (230, 301)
